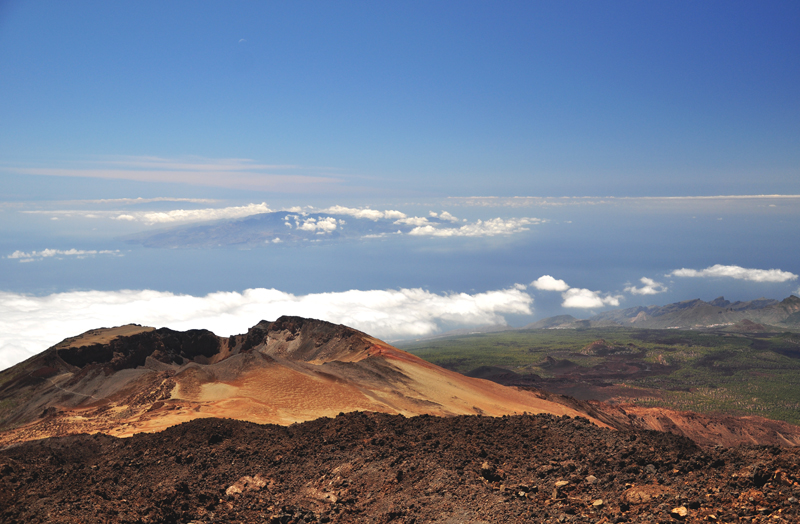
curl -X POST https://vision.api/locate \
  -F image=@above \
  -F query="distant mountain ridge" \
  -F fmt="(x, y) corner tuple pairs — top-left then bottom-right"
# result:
(527, 295), (800, 331)
(123, 211), (453, 248)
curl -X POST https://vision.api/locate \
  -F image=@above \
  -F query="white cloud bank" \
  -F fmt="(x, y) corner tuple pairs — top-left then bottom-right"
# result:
(625, 277), (668, 295)
(0, 286), (533, 371)
(115, 202), (274, 224)
(6, 249), (122, 263)
(668, 264), (798, 283)
(321, 205), (407, 221)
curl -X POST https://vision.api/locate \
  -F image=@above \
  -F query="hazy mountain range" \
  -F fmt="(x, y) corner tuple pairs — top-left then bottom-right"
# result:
(526, 295), (800, 332)
(123, 211), (457, 248)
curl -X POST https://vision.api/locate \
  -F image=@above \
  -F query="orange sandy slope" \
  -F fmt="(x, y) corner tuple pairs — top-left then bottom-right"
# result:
(1, 339), (603, 445)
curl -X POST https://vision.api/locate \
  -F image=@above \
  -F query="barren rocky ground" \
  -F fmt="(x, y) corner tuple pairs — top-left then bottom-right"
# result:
(2, 412), (799, 524)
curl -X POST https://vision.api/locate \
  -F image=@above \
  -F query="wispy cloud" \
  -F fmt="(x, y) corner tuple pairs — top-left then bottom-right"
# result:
(408, 217), (542, 237)
(447, 196), (614, 207)
(5, 156), (343, 192)
(447, 195), (800, 207)
(625, 277), (668, 295)
(98, 156), (299, 172)
(6, 248), (122, 263)
(0, 286), (533, 370)
(69, 197), (218, 205)
(668, 264), (798, 283)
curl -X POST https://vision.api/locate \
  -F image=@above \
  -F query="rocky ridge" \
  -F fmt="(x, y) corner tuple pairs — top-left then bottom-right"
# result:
(0, 316), (594, 445)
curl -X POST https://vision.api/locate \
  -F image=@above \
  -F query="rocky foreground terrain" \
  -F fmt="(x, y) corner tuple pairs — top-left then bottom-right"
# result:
(2, 412), (799, 524)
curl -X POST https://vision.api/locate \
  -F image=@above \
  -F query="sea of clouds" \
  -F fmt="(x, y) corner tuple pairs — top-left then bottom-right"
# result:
(1, 264), (795, 371)
(0, 286), (533, 370)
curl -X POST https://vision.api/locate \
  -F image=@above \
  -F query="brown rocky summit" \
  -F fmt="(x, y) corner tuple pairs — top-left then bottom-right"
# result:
(0, 316), (594, 445)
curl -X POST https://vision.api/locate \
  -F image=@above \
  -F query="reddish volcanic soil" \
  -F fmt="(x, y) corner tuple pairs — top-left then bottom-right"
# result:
(2, 412), (800, 524)
(0, 317), (599, 446)
(518, 387), (800, 449)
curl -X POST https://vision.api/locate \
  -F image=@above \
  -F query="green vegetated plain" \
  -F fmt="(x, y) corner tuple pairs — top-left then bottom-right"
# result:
(397, 328), (800, 425)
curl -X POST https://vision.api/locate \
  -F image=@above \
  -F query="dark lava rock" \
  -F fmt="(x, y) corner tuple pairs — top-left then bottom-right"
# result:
(1, 412), (798, 523)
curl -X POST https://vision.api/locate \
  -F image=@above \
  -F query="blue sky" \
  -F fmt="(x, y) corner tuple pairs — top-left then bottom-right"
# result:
(0, 1), (798, 369)
(2, 1), (798, 196)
